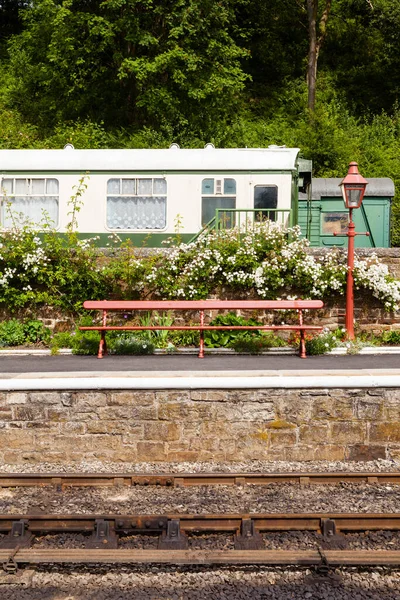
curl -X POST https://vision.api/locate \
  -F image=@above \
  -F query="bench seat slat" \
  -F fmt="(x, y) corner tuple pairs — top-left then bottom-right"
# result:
(79, 325), (323, 331)
(83, 300), (324, 311)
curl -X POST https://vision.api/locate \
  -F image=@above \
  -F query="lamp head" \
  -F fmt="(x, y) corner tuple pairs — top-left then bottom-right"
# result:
(340, 162), (368, 209)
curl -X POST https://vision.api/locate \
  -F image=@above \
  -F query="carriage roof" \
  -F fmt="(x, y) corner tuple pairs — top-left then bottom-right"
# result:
(0, 146), (300, 173)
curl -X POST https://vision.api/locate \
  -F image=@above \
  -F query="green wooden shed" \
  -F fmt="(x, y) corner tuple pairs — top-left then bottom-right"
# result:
(298, 178), (395, 248)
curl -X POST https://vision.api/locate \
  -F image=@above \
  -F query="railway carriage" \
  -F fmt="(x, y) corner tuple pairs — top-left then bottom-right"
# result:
(0, 145), (394, 248)
(0, 145), (302, 246)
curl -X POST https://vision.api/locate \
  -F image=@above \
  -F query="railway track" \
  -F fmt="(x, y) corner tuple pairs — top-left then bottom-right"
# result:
(1, 512), (400, 569)
(0, 471), (399, 488)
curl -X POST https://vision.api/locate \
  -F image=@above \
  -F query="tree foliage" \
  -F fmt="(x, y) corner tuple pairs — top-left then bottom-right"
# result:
(7, 0), (248, 137)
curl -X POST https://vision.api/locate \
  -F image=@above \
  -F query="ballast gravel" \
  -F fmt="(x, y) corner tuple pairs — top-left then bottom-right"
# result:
(0, 481), (399, 515)
(0, 566), (400, 600)
(0, 458), (398, 474)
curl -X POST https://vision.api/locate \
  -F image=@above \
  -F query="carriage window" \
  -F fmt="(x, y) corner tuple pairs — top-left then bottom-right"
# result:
(321, 212), (348, 235)
(1, 178), (59, 228)
(254, 185), (278, 221)
(107, 178), (167, 230)
(201, 178), (236, 226)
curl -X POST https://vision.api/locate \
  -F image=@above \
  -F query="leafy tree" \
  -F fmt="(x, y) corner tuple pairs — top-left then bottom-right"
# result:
(7, 0), (249, 138)
(306, 0), (332, 112)
(0, 1), (28, 48)
(232, 0), (306, 109)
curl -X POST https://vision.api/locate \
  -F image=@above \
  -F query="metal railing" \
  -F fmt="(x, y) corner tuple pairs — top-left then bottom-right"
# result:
(189, 209), (292, 243)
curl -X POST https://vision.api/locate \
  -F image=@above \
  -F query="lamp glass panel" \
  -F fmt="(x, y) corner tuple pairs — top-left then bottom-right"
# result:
(347, 187), (362, 208)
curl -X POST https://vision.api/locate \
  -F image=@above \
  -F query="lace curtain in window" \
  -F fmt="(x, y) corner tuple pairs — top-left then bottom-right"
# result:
(107, 196), (166, 230)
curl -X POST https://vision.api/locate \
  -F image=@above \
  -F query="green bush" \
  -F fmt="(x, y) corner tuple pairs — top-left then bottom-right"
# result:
(0, 318), (51, 347)
(112, 335), (154, 355)
(0, 319), (25, 346)
(381, 330), (400, 346)
(72, 330), (101, 355)
(305, 330), (341, 356)
(205, 313), (264, 348)
(231, 332), (286, 353)
(23, 319), (51, 344)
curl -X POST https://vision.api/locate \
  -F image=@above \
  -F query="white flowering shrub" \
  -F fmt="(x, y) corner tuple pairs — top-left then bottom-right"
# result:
(353, 254), (400, 312)
(145, 221), (400, 311)
(1, 215), (399, 315)
(0, 219), (112, 312)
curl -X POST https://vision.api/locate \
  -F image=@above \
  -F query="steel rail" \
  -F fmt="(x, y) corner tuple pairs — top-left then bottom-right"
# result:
(0, 513), (400, 533)
(1, 549), (400, 566)
(0, 472), (399, 488)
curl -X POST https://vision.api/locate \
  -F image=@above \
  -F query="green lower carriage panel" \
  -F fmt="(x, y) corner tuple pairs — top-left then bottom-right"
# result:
(298, 177), (394, 248)
(57, 232), (196, 248)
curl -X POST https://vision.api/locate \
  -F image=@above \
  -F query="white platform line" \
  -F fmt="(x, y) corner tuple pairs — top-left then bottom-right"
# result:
(1, 375), (400, 391)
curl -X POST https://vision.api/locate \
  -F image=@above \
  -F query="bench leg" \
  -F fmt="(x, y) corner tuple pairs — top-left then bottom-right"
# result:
(198, 330), (205, 359)
(98, 331), (107, 359)
(299, 330), (306, 359)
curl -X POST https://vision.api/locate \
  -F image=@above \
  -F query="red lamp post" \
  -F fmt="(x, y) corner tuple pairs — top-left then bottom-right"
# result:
(339, 162), (369, 340)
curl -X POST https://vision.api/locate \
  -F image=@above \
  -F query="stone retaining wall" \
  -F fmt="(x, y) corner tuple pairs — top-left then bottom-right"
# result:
(1, 388), (399, 464)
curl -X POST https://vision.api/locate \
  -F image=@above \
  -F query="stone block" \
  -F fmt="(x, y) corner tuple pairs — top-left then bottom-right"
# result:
(87, 421), (143, 436)
(137, 441), (167, 461)
(201, 421), (230, 438)
(13, 407), (46, 422)
(196, 390), (229, 402)
(100, 449), (138, 461)
(283, 445), (318, 462)
(158, 402), (212, 421)
(0, 432), (35, 450)
(35, 434), (94, 451)
(370, 422), (400, 443)
(2, 452), (28, 463)
(383, 401), (400, 421)
(71, 411), (98, 422)
(71, 392), (108, 410)
(89, 434), (123, 450)
(60, 422), (86, 434)
(6, 393), (28, 405)
(0, 408), (13, 420)
(312, 445), (346, 461)
(212, 404), (242, 422)
(269, 430), (297, 447)
(166, 451), (200, 462)
(182, 423), (202, 437)
(47, 409), (69, 422)
(311, 397), (354, 421)
(347, 444), (386, 461)
(275, 396), (313, 424)
(109, 391), (155, 406)
(330, 422), (367, 443)
(60, 393), (74, 407)
(355, 399), (384, 420)
(235, 441), (271, 461)
(144, 422), (181, 442)
(241, 402), (275, 422)
(227, 390), (262, 403)
(26, 421), (60, 431)
(155, 391), (191, 403)
(388, 446), (400, 460)
(29, 392), (64, 405)
(299, 425), (329, 444)
(98, 405), (158, 421)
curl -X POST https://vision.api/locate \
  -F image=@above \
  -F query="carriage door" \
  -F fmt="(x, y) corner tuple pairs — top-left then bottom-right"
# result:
(253, 185), (278, 222)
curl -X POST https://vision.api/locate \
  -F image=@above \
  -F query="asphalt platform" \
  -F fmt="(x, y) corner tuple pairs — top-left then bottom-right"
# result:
(0, 352), (399, 375)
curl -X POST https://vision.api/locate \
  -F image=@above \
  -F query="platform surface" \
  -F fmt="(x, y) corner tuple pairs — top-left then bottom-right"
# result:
(0, 353), (399, 384)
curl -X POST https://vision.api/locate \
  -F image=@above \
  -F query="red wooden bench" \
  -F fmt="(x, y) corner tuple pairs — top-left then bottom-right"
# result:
(80, 299), (324, 359)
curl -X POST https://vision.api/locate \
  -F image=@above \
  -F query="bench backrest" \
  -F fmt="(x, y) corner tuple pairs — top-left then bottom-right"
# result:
(83, 300), (324, 310)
